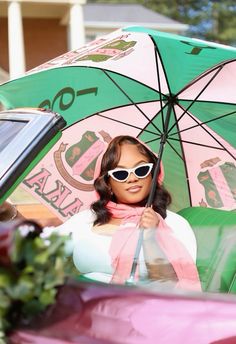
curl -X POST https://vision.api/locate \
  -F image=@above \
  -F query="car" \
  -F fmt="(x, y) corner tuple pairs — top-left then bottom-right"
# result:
(0, 107), (236, 344)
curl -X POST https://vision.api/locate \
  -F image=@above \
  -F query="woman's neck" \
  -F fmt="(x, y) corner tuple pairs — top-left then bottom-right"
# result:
(108, 217), (122, 225)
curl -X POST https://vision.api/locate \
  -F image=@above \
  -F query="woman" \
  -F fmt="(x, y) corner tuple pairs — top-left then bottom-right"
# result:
(54, 135), (200, 290)
(1, 135), (201, 290)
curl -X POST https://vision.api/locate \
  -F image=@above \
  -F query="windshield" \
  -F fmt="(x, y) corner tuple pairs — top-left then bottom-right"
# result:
(0, 120), (27, 152)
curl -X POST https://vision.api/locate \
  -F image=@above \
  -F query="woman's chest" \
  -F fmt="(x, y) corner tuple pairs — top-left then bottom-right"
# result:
(72, 227), (113, 274)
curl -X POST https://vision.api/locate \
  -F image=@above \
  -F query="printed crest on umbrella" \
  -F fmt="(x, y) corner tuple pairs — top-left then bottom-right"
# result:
(23, 129), (112, 220)
(171, 106), (236, 212)
(56, 130), (110, 188)
(73, 39), (137, 63)
(198, 160), (236, 209)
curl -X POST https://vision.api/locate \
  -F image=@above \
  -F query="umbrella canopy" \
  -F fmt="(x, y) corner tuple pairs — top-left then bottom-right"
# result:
(0, 26), (235, 220)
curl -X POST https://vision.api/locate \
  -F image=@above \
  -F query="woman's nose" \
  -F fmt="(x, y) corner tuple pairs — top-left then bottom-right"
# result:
(127, 172), (138, 182)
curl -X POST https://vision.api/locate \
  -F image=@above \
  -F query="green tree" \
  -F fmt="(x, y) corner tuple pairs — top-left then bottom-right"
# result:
(207, 1), (236, 45)
(144, 0), (236, 45)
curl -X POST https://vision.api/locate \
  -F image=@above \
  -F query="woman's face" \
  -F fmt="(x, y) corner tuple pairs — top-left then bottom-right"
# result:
(108, 143), (153, 205)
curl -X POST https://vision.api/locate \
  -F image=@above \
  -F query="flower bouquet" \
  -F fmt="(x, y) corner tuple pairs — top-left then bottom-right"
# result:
(0, 219), (75, 343)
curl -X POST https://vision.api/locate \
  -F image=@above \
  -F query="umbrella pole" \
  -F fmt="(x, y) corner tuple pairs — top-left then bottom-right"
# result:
(126, 102), (173, 285)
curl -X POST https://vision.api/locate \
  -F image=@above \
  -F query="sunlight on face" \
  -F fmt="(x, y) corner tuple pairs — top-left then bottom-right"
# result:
(108, 143), (152, 205)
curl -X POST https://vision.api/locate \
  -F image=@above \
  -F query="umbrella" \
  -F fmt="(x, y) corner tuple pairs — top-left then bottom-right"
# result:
(0, 26), (235, 222)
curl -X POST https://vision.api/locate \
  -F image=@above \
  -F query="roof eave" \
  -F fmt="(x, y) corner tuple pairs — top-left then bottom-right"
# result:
(84, 21), (189, 31)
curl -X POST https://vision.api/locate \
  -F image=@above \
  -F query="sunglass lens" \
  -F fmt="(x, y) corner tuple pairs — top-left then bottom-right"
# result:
(112, 170), (129, 181)
(135, 165), (151, 177)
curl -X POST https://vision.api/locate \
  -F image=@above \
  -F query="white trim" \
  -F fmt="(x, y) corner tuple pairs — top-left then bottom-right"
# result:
(68, 3), (85, 50)
(84, 21), (188, 31)
(8, 1), (26, 79)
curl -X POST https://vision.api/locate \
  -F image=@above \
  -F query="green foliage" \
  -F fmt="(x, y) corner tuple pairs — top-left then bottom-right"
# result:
(145, 0), (236, 45)
(0, 226), (77, 343)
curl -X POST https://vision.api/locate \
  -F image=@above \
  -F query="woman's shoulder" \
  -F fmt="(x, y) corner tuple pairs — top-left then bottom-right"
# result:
(67, 208), (95, 222)
(55, 208), (95, 234)
(165, 209), (194, 237)
(166, 209), (190, 226)
(165, 209), (197, 261)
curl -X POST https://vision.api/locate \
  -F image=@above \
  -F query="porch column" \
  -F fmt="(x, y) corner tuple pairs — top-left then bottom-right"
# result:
(68, 1), (86, 50)
(8, 1), (26, 79)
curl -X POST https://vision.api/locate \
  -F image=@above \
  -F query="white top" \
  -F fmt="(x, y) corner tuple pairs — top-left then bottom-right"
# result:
(43, 209), (197, 283)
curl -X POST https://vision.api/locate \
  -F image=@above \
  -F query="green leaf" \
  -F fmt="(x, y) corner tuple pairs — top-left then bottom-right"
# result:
(0, 290), (11, 309)
(0, 333), (7, 344)
(34, 237), (47, 249)
(0, 272), (11, 288)
(22, 265), (34, 274)
(44, 275), (64, 289)
(34, 251), (49, 265)
(39, 289), (57, 306)
(22, 299), (45, 317)
(0, 230), (70, 340)
(8, 276), (34, 301)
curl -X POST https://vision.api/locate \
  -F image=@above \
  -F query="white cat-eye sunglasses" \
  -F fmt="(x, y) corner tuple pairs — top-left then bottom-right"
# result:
(107, 163), (154, 182)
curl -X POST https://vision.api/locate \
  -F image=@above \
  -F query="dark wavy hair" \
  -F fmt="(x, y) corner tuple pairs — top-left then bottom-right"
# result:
(91, 135), (172, 225)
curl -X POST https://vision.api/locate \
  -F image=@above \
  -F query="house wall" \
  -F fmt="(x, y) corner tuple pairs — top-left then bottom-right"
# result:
(0, 18), (9, 72)
(0, 18), (68, 72)
(0, 3), (188, 78)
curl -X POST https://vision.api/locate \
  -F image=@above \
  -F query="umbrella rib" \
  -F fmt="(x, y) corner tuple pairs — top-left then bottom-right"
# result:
(168, 106), (236, 161)
(144, 135), (193, 205)
(151, 36), (166, 130)
(97, 113), (161, 136)
(145, 136), (185, 162)
(169, 109), (236, 136)
(101, 69), (162, 135)
(175, 58), (235, 96)
(169, 137), (232, 151)
(167, 65), (224, 134)
(155, 49), (165, 130)
(165, 140), (185, 162)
